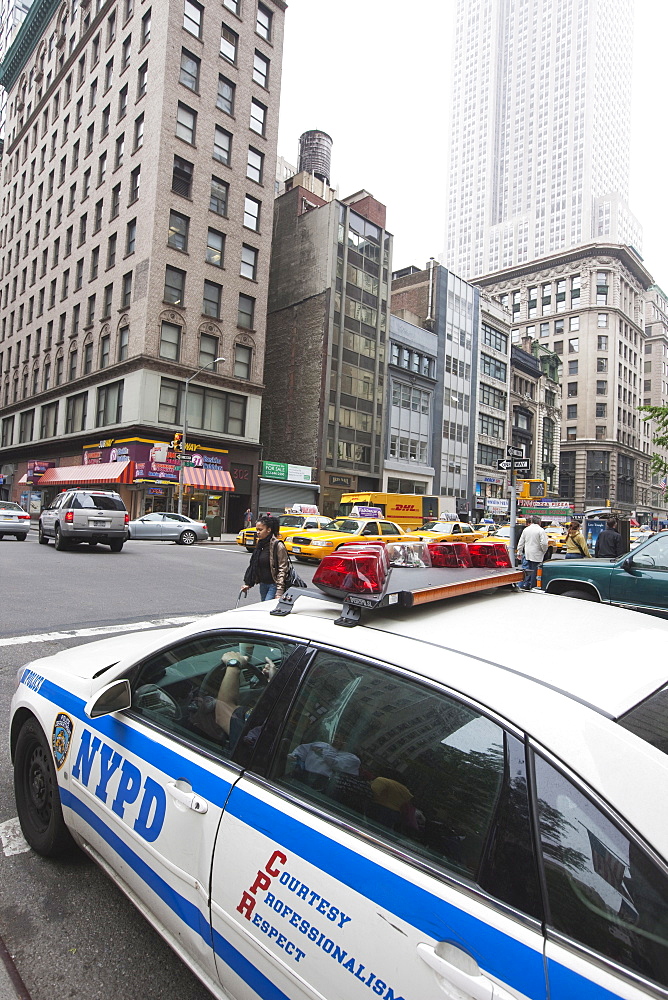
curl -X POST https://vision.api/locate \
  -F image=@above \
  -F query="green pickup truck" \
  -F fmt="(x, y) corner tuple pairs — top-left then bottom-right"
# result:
(538, 531), (668, 618)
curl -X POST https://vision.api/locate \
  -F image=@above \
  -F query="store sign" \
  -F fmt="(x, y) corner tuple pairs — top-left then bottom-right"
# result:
(26, 461), (55, 484)
(147, 488), (165, 496)
(83, 441), (230, 483)
(262, 461), (312, 483)
(486, 498), (509, 513)
(329, 475), (353, 487)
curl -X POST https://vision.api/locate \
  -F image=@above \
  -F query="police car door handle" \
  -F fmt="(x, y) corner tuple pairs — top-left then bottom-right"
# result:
(167, 781), (208, 814)
(417, 942), (511, 1000)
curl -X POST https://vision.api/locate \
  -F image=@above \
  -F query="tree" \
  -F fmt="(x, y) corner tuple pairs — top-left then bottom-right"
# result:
(639, 405), (668, 475)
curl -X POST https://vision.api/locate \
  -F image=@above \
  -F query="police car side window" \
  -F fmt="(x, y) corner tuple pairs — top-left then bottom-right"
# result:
(269, 653), (512, 886)
(534, 754), (668, 988)
(130, 634), (300, 758)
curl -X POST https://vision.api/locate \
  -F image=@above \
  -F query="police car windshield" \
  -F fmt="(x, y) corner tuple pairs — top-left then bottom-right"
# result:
(323, 518), (360, 533)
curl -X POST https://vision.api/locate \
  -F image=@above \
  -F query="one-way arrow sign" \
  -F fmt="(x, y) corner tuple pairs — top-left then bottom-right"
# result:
(507, 446), (524, 458)
(497, 458), (531, 471)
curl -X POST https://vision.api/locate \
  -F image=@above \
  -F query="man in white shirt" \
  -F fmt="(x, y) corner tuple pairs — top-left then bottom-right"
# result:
(516, 516), (549, 590)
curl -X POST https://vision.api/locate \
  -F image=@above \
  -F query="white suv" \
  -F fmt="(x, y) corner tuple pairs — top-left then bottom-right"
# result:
(38, 489), (129, 551)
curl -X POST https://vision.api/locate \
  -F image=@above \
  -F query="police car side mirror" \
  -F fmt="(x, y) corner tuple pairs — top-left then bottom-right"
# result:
(85, 678), (132, 718)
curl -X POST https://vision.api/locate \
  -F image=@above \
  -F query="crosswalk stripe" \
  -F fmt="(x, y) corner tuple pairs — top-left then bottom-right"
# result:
(0, 615), (208, 648)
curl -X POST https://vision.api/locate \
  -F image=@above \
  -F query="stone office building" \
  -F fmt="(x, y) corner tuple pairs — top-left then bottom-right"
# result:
(477, 243), (656, 517)
(0, 0), (285, 526)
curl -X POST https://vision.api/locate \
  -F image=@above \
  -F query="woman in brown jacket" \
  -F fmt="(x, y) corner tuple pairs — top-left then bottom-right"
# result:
(241, 515), (290, 600)
(564, 520), (591, 559)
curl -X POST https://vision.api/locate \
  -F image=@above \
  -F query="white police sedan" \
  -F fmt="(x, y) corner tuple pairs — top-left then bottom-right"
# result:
(11, 544), (668, 1000)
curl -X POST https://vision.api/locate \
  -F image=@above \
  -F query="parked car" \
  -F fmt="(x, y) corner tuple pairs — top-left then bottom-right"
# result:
(38, 490), (128, 551)
(127, 512), (208, 545)
(539, 529), (668, 617)
(0, 500), (30, 540)
(414, 520), (487, 543)
(11, 556), (668, 1000)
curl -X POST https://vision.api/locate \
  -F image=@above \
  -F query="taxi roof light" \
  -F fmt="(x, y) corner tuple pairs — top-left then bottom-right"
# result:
(427, 542), (473, 568)
(312, 549), (388, 597)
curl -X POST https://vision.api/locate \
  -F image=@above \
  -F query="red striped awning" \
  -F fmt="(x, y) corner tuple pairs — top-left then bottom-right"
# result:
(36, 461), (135, 485)
(182, 467), (234, 491)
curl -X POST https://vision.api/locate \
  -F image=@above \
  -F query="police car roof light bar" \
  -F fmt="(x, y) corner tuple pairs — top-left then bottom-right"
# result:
(270, 542), (525, 626)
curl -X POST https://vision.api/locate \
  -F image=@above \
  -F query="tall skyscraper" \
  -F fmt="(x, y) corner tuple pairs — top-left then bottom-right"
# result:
(445, 0), (642, 279)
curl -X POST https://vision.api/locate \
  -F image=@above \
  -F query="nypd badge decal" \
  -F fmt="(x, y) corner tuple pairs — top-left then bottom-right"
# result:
(52, 713), (73, 769)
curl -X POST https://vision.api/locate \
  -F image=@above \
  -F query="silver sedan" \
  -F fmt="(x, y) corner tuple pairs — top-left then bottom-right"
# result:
(127, 512), (209, 545)
(0, 500), (31, 540)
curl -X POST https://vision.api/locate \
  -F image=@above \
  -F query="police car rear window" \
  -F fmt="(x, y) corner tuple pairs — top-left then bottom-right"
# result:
(618, 686), (668, 755)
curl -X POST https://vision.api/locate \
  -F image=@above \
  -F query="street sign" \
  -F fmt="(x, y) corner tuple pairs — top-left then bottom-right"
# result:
(507, 446), (524, 458)
(497, 458), (531, 471)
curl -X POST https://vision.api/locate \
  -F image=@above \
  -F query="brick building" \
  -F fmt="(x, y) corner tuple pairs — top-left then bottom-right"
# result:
(262, 176), (391, 516)
(0, 0), (285, 528)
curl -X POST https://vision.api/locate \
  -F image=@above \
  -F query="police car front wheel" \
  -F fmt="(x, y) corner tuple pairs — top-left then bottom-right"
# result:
(14, 717), (75, 857)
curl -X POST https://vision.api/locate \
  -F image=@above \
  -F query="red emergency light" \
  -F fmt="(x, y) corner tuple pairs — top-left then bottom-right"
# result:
(312, 548), (388, 597)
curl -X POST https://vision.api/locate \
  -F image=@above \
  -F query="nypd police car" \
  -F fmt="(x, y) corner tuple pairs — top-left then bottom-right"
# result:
(10, 539), (668, 1000)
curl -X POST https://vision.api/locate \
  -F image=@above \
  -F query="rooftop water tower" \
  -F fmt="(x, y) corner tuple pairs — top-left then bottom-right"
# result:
(298, 130), (333, 187)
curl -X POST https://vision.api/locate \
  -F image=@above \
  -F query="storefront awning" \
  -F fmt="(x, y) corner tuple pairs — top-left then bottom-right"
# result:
(182, 467), (234, 491)
(35, 461), (135, 485)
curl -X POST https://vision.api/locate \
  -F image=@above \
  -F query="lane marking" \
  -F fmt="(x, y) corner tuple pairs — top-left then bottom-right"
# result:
(0, 615), (209, 648)
(0, 819), (30, 857)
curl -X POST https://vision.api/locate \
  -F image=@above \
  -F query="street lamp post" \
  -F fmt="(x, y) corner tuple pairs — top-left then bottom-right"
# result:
(177, 357), (225, 514)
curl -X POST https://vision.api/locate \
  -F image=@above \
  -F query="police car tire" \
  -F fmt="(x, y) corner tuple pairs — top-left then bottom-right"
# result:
(14, 718), (75, 857)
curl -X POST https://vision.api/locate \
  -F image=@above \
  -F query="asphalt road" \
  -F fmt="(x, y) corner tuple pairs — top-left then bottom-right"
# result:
(0, 533), (316, 1000)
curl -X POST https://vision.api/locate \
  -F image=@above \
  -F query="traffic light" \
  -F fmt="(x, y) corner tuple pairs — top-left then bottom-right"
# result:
(171, 432), (182, 450)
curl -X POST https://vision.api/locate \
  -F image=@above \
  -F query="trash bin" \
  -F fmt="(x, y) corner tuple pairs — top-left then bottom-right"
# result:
(206, 515), (222, 540)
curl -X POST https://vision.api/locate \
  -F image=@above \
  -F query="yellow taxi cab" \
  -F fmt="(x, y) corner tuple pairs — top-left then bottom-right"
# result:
(544, 524), (568, 553)
(414, 520), (487, 543)
(236, 513), (332, 551)
(284, 516), (410, 561)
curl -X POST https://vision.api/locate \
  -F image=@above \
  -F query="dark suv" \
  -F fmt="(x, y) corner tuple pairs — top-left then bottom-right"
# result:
(39, 490), (129, 551)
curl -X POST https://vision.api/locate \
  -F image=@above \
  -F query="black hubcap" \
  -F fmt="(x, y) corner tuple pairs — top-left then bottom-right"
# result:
(27, 744), (51, 827)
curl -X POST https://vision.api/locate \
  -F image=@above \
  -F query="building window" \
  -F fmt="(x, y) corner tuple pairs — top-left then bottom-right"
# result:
(597, 357), (608, 373)
(253, 50), (269, 87)
(167, 209), (189, 251)
(568, 337), (579, 353)
(183, 0), (203, 38)
(96, 380), (124, 426)
(220, 24), (238, 63)
(203, 280), (222, 318)
(68, 349), (78, 380)
(553, 340), (563, 355)
(137, 60), (148, 99)
(217, 75), (235, 115)
(102, 283), (113, 318)
(477, 443), (503, 467)
(122, 35), (131, 71)
(158, 377), (181, 424)
(65, 392), (87, 432)
(118, 326), (129, 361)
(256, 2), (272, 39)
(118, 83), (128, 119)
(172, 155), (193, 198)
(199, 332), (219, 369)
(567, 360), (578, 376)
(213, 126), (232, 165)
(596, 403), (607, 418)
(206, 228), (225, 267)
(121, 272), (132, 308)
(187, 382), (246, 436)
(596, 271), (609, 306)
(179, 49), (200, 91)
(107, 233), (117, 268)
(598, 313), (608, 328)
(40, 401), (59, 438)
(240, 244), (257, 280)
(247, 146), (263, 183)
(234, 343), (251, 379)
(566, 426), (577, 441)
(129, 166), (141, 202)
(126, 218), (137, 255)
(84, 344), (93, 375)
(223, 0), (239, 11)
(566, 404), (577, 420)
(539, 322), (549, 338)
(176, 102), (196, 144)
(595, 425), (606, 440)
(480, 353), (506, 382)
(19, 409), (35, 442)
(567, 382), (578, 397)
(87, 294), (96, 326)
(250, 98), (266, 135)
(596, 381), (608, 395)
(114, 133), (124, 168)
(210, 176), (229, 216)
(597, 335), (608, 351)
(479, 382), (506, 410)
(134, 113), (144, 150)
(243, 195), (260, 230)
(164, 266), (185, 306)
(238, 293), (255, 329)
(159, 321), (181, 360)
(100, 334), (110, 367)
(586, 450), (610, 501)
(478, 413), (505, 437)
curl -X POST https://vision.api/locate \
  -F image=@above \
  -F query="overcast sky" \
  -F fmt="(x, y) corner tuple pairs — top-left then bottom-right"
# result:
(277, 0), (668, 289)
